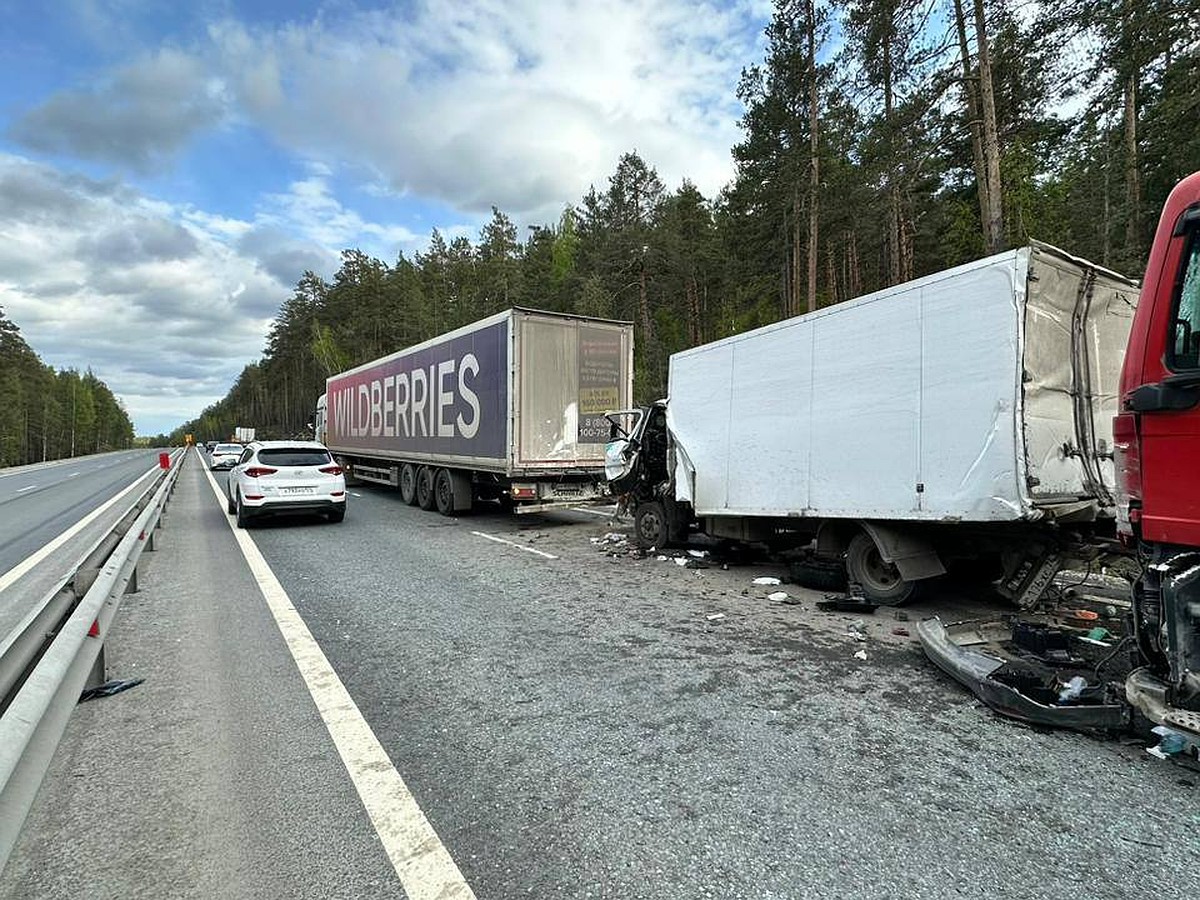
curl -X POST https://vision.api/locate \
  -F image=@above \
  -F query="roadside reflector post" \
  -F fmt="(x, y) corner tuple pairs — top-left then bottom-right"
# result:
(85, 621), (106, 691)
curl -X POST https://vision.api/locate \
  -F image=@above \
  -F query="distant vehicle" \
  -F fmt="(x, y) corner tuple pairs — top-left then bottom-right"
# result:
(226, 441), (346, 527)
(315, 308), (634, 515)
(204, 441), (217, 452)
(234, 426), (256, 442)
(208, 443), (244, 470)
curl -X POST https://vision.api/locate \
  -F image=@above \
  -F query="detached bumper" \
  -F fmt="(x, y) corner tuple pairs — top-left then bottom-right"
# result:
(917, 617), (1128, 732)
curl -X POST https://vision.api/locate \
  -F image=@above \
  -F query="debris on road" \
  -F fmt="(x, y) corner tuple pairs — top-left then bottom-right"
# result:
(767, 591), (789, 602)
(853, 649), (868, 661)
(1147, 725), (1198, 760)
(706, 613), (726, 622)
(892, 626), (910, 637)
(817, 596), (879, 614)
(79, 677), (145, 703)
(752, 576), (781, 586)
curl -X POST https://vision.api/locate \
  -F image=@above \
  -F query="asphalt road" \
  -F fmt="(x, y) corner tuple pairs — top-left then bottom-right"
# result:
(3, 449), (1197, 899)
(0, 449), (166, 640)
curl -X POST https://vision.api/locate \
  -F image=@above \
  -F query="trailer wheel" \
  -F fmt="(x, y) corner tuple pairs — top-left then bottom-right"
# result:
(416, 466), (436, 511)
(634, 501), (671, 550)
(845, 532), (916, 605)
(434, 469), (456, 517)
(399, 463), (418, 506)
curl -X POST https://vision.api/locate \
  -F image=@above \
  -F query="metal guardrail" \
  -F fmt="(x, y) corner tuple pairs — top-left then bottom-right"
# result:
(0, 449), (185, 872)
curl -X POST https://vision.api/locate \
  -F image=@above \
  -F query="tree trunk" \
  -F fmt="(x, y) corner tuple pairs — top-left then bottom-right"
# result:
(791, 184), (803, 317)
(806, 0), (819, 315)
(1102, 140), (1112, 266)
(954, 0), (989, 242)
(883, 39), (902, 286)
(1123, 71), (1140, 257)
(973, 0), (1004, 253)
(826, 242), (838, 306)
(847, 230), (862, 297)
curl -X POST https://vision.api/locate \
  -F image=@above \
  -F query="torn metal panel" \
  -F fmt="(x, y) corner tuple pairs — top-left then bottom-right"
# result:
(918, 617), (1129, 732)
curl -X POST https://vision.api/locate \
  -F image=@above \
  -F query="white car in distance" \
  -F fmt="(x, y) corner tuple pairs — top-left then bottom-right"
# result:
(226, 441), (347, 527)
(209, 442), (244, 470)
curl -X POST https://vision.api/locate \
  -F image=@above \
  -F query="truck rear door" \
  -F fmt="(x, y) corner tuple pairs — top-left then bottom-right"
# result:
(1022, 245), (1138, 507)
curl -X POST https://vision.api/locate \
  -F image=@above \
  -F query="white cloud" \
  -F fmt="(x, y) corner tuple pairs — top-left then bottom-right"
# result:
(0, 154), (282, 433)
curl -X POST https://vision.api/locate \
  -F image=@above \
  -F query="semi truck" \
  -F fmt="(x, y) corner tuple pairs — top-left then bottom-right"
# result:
(315, 308), (634, 515)
(606, 241), (1139, 606)
(1115, 171), (1200, 737)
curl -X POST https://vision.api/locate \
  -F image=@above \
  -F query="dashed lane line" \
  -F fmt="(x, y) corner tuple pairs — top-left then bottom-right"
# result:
(0, 464), (160, 593)
(469, 531), (559, 559)
(200, 462), (477, 900)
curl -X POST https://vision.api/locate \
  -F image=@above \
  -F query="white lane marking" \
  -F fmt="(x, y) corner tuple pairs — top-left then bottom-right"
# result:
(470, 531), (559, 560)
(0, 464), (161, 593)
(15, 485), (38, 493)
(200, 465), (477, 900)
(68, 472), (80, 478)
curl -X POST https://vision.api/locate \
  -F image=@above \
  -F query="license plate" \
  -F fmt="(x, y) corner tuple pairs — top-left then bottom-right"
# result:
(280, 487), (315, 495)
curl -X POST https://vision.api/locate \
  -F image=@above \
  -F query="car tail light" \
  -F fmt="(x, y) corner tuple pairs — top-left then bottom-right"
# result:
(244, 466), (278, 478)
(1113, 411), (1142, 541)
(319, 465), (343, 475)
(330, 490), (345, 497)
(511, 484), (537, 500)
(244, 494), (265, 500)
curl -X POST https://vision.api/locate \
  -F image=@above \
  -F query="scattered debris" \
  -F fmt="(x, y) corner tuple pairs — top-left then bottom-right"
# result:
(817, 596), (879, 613)
(1057, 675), (1088, 703)
(79, 677), (145, 703)
(657, 555), (669, 562)
(767, 591), (789, 602)
(892, 626), (910, 637)
(853, 649), (868, 661)
(752, 576), (782, 586)
(688, 549), (708, 559)
(674, 557), (688, 567)
(1147, 725), (1198, 760)
(706, 613), (726, 622)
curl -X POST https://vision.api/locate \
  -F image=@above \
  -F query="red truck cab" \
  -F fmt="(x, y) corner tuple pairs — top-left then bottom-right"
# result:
(1115, 170), (1200, 734)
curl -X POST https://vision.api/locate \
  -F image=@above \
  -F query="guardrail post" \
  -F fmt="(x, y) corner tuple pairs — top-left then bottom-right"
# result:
(125, 567), (138, 594)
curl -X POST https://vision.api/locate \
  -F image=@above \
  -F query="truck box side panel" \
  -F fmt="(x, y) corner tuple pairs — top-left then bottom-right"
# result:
(515, 314), (633, 466)
(1022, 244), (1138, 503)
(918, 260), (1025, 519)
(325, 317), (510, 467)
(724, 321), (815, 512)
(807, 283), (922, 515)
(668, 343), (735, 512)
(671, 252), (1031, 523)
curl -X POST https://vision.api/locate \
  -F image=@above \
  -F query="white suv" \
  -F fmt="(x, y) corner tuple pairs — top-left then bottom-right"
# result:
(226, 441), (346, 527)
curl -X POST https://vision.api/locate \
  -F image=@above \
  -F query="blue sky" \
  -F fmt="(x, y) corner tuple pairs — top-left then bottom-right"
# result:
(0, 0), (770, 434)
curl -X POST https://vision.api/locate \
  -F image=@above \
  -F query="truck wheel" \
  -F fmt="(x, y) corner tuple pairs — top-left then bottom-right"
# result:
(790, 557), (848, 592)
(416, 467), (436, 511)
(434, 469), (456, 517)
(845, 532), (915, 605)
(634, 501), (671, 550)
(400, 464), (418, 505)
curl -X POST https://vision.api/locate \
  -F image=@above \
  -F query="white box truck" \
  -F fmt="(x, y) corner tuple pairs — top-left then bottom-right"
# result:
(316, 308), (634, 514)
(606, 242), (1139, 605)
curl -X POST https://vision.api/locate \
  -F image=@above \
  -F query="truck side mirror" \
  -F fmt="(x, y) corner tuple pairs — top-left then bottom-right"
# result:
(1128, 379), (1200, 412)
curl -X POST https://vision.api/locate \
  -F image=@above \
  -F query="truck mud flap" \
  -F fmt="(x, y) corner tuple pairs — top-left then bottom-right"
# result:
(917, 617), (1128, 732)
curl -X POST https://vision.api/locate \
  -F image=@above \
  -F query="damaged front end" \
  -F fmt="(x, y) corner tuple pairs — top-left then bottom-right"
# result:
(1126, 548), (1200, 739)
(918, 617), (1131, 733)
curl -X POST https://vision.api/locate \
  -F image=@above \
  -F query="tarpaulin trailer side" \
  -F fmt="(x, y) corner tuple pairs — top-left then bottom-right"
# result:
(317, 308), (634, 514)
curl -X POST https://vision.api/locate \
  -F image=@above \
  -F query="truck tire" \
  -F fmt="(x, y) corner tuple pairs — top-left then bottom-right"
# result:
(634, 501), (671, 550)
(845, 531), (916, 605)
(434, 469), (456, 517)
(416, 466), (436, 511)
(790, 557), (848, 592)
(400, 464), (418, 505)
